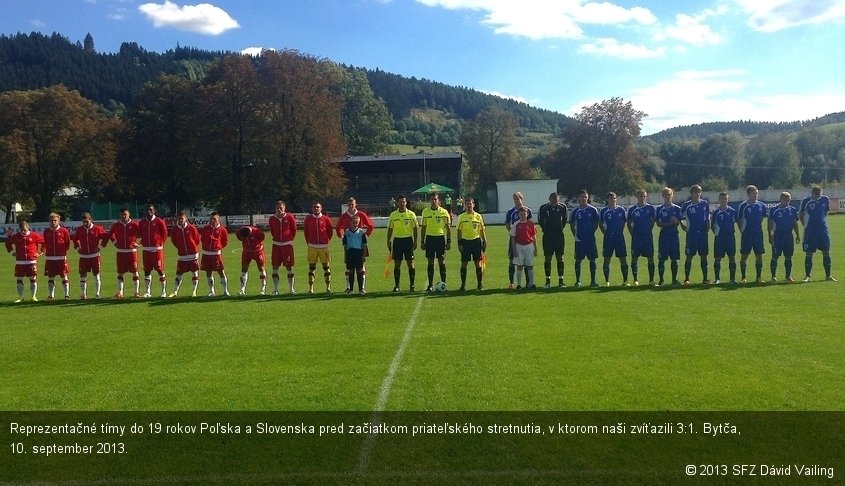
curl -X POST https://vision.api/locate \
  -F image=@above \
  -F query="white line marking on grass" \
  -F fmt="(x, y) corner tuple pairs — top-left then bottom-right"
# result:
(356, 295), (425, 474)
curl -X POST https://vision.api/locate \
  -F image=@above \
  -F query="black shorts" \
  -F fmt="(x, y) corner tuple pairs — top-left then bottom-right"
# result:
(392, 237), (414, 262)
(460, 238), (483, 262)
(425, 235), (446, 259)
(345, 248), (364, 270)
(542, 234), (564, 257)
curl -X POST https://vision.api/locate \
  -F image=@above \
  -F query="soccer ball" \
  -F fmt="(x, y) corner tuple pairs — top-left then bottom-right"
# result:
(434, 281), (447, 292)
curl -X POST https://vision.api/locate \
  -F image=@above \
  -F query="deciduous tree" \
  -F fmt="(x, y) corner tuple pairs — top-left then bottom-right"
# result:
(0, 85), (120, 219)
(544, 97), (645, 197)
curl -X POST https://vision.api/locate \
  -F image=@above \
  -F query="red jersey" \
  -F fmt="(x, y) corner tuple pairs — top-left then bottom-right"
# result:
(236, 226), (265, 254)
(511, 220), (537, 246)
(5, 230), (44, 262)
(109, 219), (140, 250)
(138, 215), (168, 250)
(171, 223), (200, 257)
(336, 210), (374, 237)
(269, 212), (297, 243)
(201, 223), (229, 253)
(303, 213), (333, 247)
(43, 226), (71, 257)
(73, 224), (107, 256)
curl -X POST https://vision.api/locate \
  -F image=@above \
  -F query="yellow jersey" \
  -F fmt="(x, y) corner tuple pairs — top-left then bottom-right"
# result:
(388, 209), (418, 239)
(421, 206), (450, 237)
(456, 212), (485, 240)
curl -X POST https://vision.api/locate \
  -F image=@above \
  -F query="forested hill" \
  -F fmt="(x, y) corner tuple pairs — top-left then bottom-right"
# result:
(364, 68), (569, 133)
(0, 32), (570, 132)
(0, 32), (221, 110)
(646, 111), (845, 142)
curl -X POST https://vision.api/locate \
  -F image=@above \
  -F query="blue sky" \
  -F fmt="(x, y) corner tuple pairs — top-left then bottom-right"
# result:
(4, 0), (845, 134)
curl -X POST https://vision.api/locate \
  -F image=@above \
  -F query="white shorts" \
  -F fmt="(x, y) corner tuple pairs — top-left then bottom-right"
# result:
(511, 243), (535, 267)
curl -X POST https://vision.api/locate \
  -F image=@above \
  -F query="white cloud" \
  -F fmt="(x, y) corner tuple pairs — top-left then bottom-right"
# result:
(138, 1), (240, 35)
(241, 47), (277, 57)
(30, 19), (46, 28)
(483, 90), (530, 104)
(579, 38), (666, 58)
(598, 69), (845, 134)
(416, 0), (656, 40)
(736, 0), (845, 32)
(661, 7), (726, 45)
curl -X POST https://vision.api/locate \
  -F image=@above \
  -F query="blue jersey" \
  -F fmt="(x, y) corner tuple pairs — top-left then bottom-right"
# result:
(505, 206), (532, 227)
(656, 204), (681, 235)
(342, 228), (367, 250)
(627, 204), (656, 236)
(737, 200), (767, 234)
(769, 205), (798, 237)
(712, 207), (737, 240)
(681, 199), (709, 234)
(570, 204), (600, 242)
(599, 206), (626, 236)
(799, 195), (830, 233)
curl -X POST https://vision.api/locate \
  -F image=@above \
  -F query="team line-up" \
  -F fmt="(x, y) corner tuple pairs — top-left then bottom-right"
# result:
(3, 185), (836, 302)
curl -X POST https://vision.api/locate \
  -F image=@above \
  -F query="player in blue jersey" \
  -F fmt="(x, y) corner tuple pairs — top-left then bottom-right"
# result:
(799, 186), (836, 282)
(767, 191), (800, 282)
(599, 192), (629, 286)
(505, 192), (532, 289)
(538, 192), (567, 288)
(680, 184), (710, 285)
(569, 189), (600, 287)
(737, 185), (767, 283)
(711, 192), (738, 284)
(655, 187), (682, 286)
(627, 189), (656, 286)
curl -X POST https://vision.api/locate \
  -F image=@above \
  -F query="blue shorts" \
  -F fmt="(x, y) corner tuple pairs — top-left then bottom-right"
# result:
(658, 231), (680, 260)
(574, 240), (598, 260)
(771, 234), (795, 258)
(803, 229), (830, 253)
(630, 233), (654, 258)
(602, 234), (627, 258)
(714, 236), (736, 259)
(685, 231), (709, 256)
(740, 232), (765, 256)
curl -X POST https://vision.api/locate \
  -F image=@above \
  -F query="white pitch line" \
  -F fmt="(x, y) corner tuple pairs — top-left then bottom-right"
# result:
(356, 295), (425, 474)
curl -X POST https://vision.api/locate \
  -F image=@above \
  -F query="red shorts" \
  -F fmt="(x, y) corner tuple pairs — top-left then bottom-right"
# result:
(79, 256), (101, 274)
(201, 254), (224, 272)
(116, 251), (138, 274)
(176, 258), (200, 274)
(272, 244), (294, 268)
(44, 259), (70, 277)
(142, 250), (165, 273)
(241, 250), (265, 268)
(15, 263), (38, 278)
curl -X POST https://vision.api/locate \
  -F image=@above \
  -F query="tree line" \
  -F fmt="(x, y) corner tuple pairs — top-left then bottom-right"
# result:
(0, 50), (398, 220)
(461, 98), (845, 200)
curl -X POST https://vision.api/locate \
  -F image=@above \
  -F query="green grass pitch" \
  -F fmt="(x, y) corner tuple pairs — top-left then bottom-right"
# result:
(1, 217), (843, 411)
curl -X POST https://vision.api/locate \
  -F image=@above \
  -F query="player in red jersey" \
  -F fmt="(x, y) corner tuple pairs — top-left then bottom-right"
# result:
(5, 220), (45, 302)
(137, 204), (169, 298)
(236, 225), (266, 295)
(335, 197), (373, 292)
(43, 212), (71, 300)
(509, 207), (538, 289)
(73, 212), (108, 299)
(169, 211), (201, 297)
(201, 211), (231, 297)
(304, 201), (333, 293)
(108, 207), (141, 299)
(268, 200), (298, 295)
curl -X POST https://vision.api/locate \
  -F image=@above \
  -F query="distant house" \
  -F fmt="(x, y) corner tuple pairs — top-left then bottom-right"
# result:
(336, 152), (463, 216)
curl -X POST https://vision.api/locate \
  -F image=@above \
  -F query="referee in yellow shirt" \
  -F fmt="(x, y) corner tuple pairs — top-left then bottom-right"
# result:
(456, 197), (487, 291)
(387, 195), (419, 292)
(421, 193), (452, 291)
